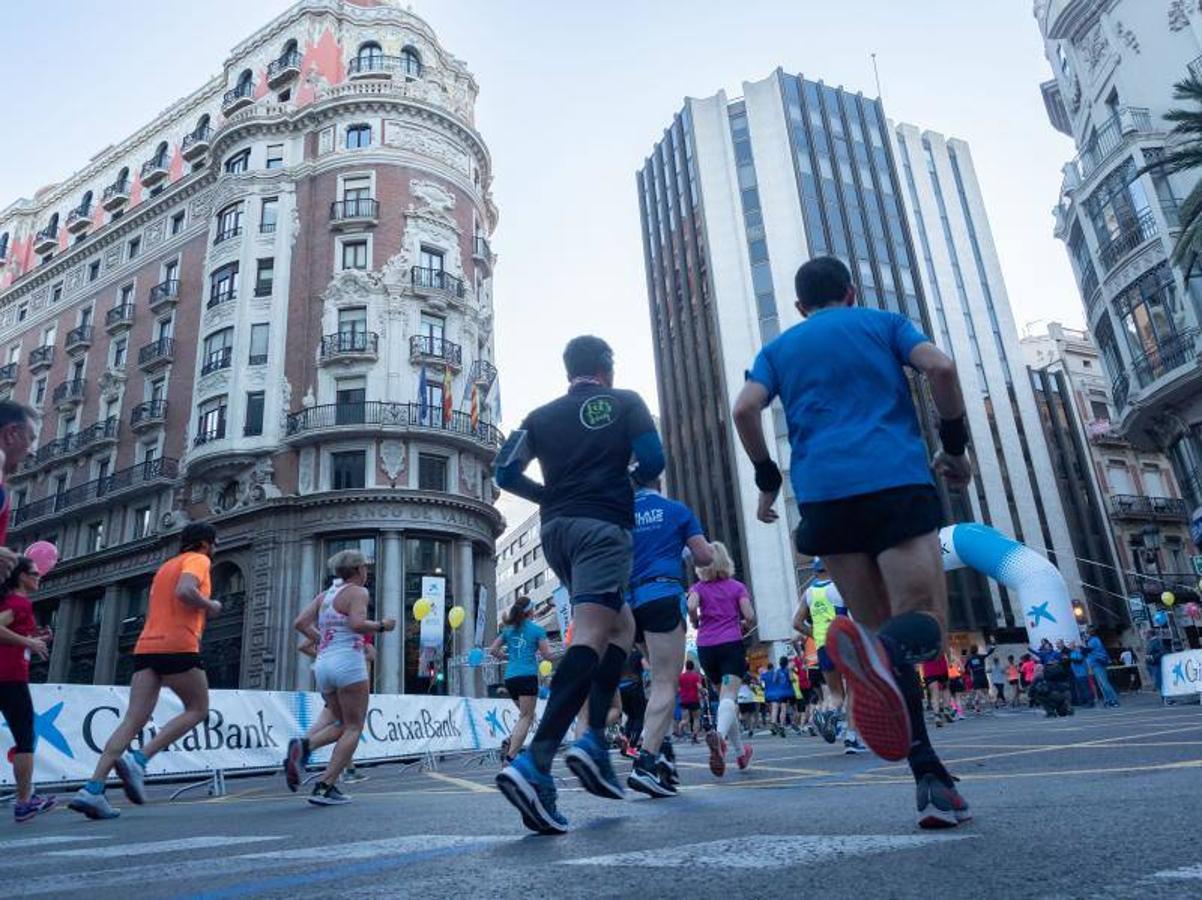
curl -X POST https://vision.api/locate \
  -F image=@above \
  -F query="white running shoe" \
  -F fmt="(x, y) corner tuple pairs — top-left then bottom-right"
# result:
(68, 788), (119, 820)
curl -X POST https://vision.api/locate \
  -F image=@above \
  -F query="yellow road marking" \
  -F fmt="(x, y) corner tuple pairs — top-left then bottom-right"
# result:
(675, 760), (831, 777)
(424, 771), (494, 793)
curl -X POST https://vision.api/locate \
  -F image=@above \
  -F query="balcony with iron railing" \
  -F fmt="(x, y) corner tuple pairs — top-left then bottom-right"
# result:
(222, 81), (254, 114)
(52, 379), (85, 409)
(1098, 208), (1159, 272)
(214, 224), (243, 245)
(329, 198), (379, 228)
(33, 224), (58, 255)
(141, 155), (169, 188)
(285, 400), (502, 449)
(105, 303), (135, 334)
(69, 417), (119, 457)
(410, 266), (465, 298)
(66, 203), (94, 235)
(200, 347), (233, 376)
(10, 457), (179, 529)
(28, 345), (54, 373)
(319, 331), (378, 365)
(101, 178), (131, 211)
(64, 324), (93, 355)
(148, 278), (180, 313)
(130, 399), (167, 432)
(267, 49), (301, 87)
(138, 336), (175, 371)
(1112, 371), (1131, 411)
(194, 421), (227, 447)
(409, 334), (462, 369)
(1074, 107), (1155, 185)
(471, 358), (498, 388)
(1105, 494), (1190, 522)
(0, 363), (17, 389)
(347, 54), (422, 79)
(1129, 329), (1198, 392)
(208, 285), (237, 309)
(182, 124), (213, 162)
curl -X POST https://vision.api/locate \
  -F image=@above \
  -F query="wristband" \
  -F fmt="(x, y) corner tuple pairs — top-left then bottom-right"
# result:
(753, 458), (783, 493)
(939, 416), (969, 457)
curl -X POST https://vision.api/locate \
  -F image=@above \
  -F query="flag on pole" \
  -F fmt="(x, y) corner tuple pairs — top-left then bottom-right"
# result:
(442, 365), (453, 426)
(418, 363), (429, 424)
(470, 382), (479, 431)
(489, 374), (502, 425)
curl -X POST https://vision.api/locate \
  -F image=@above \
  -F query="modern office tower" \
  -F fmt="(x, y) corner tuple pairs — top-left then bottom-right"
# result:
(0, 0), (502, 692)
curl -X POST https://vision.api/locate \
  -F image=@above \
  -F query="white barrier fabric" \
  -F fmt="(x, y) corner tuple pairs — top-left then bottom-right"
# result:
(0, 684), (534, 786)
(1161, 649), (1202, 698)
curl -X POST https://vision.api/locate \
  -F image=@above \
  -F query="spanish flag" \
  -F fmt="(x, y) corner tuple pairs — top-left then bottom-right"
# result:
(470, 382), (479, 431)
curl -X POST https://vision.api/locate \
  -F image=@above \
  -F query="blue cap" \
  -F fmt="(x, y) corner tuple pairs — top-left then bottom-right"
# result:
(811, 557), (826, 573)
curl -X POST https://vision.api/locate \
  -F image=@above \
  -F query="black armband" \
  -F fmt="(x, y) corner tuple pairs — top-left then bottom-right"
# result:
(938, 416), (969, 457)
(753, 458), (783, 493)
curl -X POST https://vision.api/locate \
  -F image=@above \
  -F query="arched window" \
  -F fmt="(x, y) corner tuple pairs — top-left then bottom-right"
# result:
(356, 41), (383, 69)
(282, 38), (298, 58)
(79, 190), (93, 214)
(117, 166), (130, 186)
(153, 141), (169, 166)
(196, 113), (210, 132)
(0, 232), (9, 259)
(47, 212), (59, 231)
(401, 45), (422, 78)
(346, 124), (372, 149)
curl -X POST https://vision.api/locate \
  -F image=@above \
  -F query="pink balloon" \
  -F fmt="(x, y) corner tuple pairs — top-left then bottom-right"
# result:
(1186, 602), (1202, 622)
(25, 541), (58, 576)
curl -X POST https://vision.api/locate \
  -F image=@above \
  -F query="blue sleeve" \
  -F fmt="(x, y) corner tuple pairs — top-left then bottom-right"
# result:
(533, 623), (547, 641)
(631, 430), (665, 483)
(890, 313), (930, 367)
(494, 415), (545, 504)
(745, 346), (779, 403)
(681, 506), (704, 541)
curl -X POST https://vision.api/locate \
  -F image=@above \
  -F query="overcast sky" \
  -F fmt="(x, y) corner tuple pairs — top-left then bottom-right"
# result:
(0, 1), (1080, 529)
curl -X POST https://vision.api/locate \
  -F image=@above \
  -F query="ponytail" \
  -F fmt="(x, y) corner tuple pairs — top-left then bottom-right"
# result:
(504, 596), (532, 629)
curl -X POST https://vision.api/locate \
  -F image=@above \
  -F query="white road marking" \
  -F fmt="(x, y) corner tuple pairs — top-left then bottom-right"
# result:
(45, 835), (286, 858)
(565, 834), (975, 868)
(237, 834), (518, 861)
(1149, 864), (1202, 881)
(0, 835), (111, 850)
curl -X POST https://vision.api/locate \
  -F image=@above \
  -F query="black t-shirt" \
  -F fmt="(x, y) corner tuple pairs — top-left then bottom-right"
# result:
(967, 655), (988, 683)
(520, 384), (655, 528)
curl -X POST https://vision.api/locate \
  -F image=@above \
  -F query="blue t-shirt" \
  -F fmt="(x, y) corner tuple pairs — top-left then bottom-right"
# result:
(629, 489), (705, 608)
(1086, 636), (1110, 668)
(502, 620), (547, 678)
(764, 668), (792, 701)
(746, 306), (933, 503)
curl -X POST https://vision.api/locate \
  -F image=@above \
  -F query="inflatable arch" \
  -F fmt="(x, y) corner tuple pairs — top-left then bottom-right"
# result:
(939, 523), (1078, 645)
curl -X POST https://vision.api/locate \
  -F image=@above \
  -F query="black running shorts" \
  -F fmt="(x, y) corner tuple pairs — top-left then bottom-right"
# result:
(633, 596), (684, 644)
(504, 675), (539, 699)
(697, 640), (746, 687)
(0, 681), (34, 753)
(133, 653), (205, 676)
(794, 484), (943, 558)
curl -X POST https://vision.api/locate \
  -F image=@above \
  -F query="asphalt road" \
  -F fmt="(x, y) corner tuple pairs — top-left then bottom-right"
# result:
(2, 692), (1199, 899)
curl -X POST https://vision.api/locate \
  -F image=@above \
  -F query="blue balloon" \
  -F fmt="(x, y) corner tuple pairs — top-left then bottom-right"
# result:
(538, 686), (550, 700)
(467, 647), (485, 667)
(1153, 611), (1169, 627)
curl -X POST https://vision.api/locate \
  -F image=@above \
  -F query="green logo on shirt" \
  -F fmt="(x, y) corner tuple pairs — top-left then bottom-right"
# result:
(580, 396), (616, 430)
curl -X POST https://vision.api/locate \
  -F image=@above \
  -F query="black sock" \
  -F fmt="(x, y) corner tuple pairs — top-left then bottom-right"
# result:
(528, 645), (600, 772)
(587, 644), (627, 733)
(890, 661), (951, 784)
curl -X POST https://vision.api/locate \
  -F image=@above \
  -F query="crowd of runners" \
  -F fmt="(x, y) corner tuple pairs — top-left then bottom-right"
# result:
(0, 254), (982, 833)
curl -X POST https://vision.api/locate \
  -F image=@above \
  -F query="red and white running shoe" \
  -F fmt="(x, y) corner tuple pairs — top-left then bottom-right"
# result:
(736, 743), (754, 771)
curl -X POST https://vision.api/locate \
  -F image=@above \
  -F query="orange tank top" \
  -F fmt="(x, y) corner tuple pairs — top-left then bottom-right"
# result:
(135, 552), (211, 654)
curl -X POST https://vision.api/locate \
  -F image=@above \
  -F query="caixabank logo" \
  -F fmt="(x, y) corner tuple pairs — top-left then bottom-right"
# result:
(79, 704), (280, 754)
(2, 701), (72, 762)
(1170, 655), (1201, 689)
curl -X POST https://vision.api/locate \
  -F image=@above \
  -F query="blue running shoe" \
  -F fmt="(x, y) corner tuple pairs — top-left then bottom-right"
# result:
(565, 729), (625, 800)
(495, 752), (568, 834)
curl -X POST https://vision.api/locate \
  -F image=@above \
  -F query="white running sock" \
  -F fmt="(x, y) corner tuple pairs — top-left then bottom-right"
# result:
(718, 699), (744, 753)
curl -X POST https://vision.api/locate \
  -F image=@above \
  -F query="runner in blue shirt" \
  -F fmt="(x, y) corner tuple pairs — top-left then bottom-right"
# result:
(489, 596), (551, 765)
(625, 478), (712, 798)
(733, 255), (973, 829)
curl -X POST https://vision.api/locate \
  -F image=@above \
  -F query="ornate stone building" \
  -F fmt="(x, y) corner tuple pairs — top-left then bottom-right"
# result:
(0, 0), (502, 693)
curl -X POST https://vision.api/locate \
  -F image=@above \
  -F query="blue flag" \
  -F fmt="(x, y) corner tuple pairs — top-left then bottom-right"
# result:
(418, 363), (429, 423)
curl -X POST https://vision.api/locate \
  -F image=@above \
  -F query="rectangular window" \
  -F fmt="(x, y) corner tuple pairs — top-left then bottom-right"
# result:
(335, 382), (366, 425)
(260, 198), (278, 234)
(418, 453), (448, 491)
(120, 283), (134, 305)
(331, 450), (366, 490)
(338, 306), (367, 336)
(171, 211), (186, 235)
(224, 149), (250, 174)
(141, 440), (158, 463)
(85, 521), (105, 554)
(88, 260), (100, 282)
(164, 258), (179, 283)
(244, 391), (265, 436)
(342, 176), (371, 202)
(111, 338), (127, 369)
(209, 263), (239, 306)
(341, 240), (368, 271)
(202, 328), (234, 374)
(33, 378), (46, 407)
(216, 203), (243, 243)
(131, 506), (152, 540)
(150, 378), (165, 403)
(54, 474), (69, 496)
(95, 456), (110, 483)
(249, 323), (269, 365)
(420, 246), (445, 273)
(127, 236), (141, 260)
(265, 144), (284, 170)
(50, 283), (62, 304)
(6, 345), (18, 364)
(79, 307), (93, 329)
(254, 258), (274, 296)
(17, 304), (27, 322)
(197, 396), (227, 443)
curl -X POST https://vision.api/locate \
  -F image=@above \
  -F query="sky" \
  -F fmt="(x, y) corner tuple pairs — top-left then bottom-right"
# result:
(0, 1), (1082, 529)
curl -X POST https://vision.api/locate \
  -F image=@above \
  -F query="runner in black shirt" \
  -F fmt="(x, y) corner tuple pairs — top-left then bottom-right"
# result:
(494, 335), (663, 834)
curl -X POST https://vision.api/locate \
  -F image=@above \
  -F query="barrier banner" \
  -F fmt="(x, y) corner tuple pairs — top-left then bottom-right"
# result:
(1161, 649), (1202, 698)
(0, 684), (535, 787)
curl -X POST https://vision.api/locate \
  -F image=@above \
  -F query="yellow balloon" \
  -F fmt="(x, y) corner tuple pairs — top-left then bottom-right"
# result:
(1161, 591), (1176, 607)
(538, 660), (553, 677)
(448, 605), (465, 629)
(413, 598), (432, 621)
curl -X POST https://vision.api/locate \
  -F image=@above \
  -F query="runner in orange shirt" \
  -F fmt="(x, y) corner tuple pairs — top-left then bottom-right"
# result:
(69, 522), (221, 820)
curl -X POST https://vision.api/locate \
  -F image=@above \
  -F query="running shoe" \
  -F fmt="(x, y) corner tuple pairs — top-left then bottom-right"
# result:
(496, 752), (568, 835)
(915, 774), (972, 829)
(705, 730), (727, 777)
(659, 739), (679, 786)
(627, 751), (675, 798)
(308, 782), (351, 806)
(341, 769), (369, 784)
(284, 737), (304, 793)
(114, 751), (147, 805)
(843, 738), (869, 755)
(736, 743), (754, 770)
(565, 730), (625, 800)
(815, 710), (839, 744)
(68, 788), (119, 820)
(824, 618), (911, 762)
(14, 794), (56, 823)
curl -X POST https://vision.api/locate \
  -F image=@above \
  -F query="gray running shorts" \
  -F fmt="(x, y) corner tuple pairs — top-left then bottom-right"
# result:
(540, 516), (632, 610)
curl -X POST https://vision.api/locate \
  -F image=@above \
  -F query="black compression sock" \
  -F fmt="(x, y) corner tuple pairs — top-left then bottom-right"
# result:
(528, 645), (600, 772)
(894, 661), (953, 786)
(587, 644), (628, 733)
